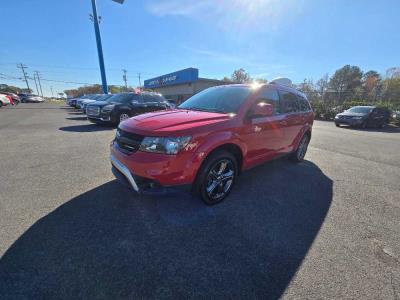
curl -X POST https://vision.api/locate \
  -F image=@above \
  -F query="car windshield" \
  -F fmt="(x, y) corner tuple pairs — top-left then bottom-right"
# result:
(107, 93), (138, 103)
(96, 94), (112, 101)
(178, 86), (252, 114)
(347, 107), (373, 114)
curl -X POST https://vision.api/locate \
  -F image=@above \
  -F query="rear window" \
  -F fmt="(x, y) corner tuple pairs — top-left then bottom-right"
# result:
(107, 93), (139, 103)
(297, 95), (311, 112)
(280, 91), (299, 113)
(142, 94), (164, 103)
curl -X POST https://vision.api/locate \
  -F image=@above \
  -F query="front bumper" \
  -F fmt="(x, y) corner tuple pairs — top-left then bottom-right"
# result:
(110, 141), (199, 189)
(87, 111), (114, 123)
(110, 153), (191, 195)
(110, 154), (140, 192)
(335, 117), (364, 126)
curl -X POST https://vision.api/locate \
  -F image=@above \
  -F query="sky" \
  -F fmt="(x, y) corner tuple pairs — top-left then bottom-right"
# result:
(1, 0), (399, 96)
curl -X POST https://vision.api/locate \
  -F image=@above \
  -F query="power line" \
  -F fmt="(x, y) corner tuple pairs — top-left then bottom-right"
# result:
(34, 71), (44, 97)
(0, 71), (140, 88)
(1, 62), (158, 75)
(31, 74), (40, 95)
(17, 63), (30, 91)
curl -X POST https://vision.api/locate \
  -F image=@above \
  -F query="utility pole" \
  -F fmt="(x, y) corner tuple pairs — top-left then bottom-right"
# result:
(122, 69), (128, 91)
(32, 74), (40, 95)
(50, 86), (54, 98)
(17, 63), (30, 92)
(90, 0), (108, 94)
(34, 71), (43, 97)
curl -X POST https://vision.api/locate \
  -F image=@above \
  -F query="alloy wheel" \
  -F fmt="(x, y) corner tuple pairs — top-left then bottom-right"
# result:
(205, 159), (235, 202)
(119, 113), (130, 122)
(297, 135), (309, 161)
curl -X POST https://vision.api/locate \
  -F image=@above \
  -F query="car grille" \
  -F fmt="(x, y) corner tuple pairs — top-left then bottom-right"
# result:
(87, 106), (100, 116)
(339, 115), (353, 120)
(115, 128), (144, 154)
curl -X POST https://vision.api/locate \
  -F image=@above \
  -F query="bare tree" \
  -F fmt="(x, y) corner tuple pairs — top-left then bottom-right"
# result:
(231, 68), (251, 83)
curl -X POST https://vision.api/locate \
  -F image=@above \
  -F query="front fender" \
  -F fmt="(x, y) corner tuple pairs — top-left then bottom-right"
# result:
(185, 131), (246, 173)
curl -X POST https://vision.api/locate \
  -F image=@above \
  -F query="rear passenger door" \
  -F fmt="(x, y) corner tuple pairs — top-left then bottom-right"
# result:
(369, 108), (385, 127)
(279, 90), (303, 151)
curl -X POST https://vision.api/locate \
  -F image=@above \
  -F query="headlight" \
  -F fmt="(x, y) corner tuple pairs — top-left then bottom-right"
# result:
(139, 136), (192, 155)
(352, 116), (363, 119)
(102, 104), (115, 112)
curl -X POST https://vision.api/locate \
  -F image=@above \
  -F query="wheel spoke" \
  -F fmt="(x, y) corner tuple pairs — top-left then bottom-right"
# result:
(209, 170), (219, 180)
(205, 159), (235, 201)
(220, 170), (234, 181)
(206, 180), (219, 194)
(217, 161), (227, 175)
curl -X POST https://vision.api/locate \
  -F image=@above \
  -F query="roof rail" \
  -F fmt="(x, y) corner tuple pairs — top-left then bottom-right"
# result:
(271, 77), (292, 87)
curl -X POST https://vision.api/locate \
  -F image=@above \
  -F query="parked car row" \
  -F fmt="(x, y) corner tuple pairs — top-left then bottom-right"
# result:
(0, 93), (14, 107)
(18, 94), (44, 103)
(0, 93), (46, 108)
(68, 91), (172, 125)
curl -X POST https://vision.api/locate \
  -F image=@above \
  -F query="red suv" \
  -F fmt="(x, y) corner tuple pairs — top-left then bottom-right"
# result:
(110, 83), (314, 204)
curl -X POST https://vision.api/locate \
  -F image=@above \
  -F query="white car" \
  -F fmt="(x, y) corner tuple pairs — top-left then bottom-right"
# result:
(81, 94), (112, 113)
(0, 94), (12, 107)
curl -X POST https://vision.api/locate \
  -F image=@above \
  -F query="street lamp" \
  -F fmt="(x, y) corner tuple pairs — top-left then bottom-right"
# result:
(91, 0), (125, 94)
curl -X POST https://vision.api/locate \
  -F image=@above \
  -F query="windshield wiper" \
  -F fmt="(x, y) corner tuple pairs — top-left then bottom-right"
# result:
(184, 107), (226, 114)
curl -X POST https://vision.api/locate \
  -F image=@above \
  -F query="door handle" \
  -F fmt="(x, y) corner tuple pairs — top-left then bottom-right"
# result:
(279, 120), (287, 126)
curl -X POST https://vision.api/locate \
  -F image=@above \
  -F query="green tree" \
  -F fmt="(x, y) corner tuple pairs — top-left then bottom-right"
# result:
(316, 74), (329, 102)
(329, 65), (363, 104)
(231, 68), (251, 83)
(362, 70), (381, 101)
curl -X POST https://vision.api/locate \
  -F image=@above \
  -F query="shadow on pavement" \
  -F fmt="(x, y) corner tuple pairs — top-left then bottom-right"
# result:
(338, 124), (400, 133)
(66, 116), (89, 121)
(0, 159), (332, 299)
(59, 124), (114, 132)
(67, 111), (84, 115)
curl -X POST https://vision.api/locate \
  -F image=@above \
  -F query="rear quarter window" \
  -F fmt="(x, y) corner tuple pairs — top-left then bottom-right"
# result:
(297, 95), (311, 112)
(279, 91), (299, 113)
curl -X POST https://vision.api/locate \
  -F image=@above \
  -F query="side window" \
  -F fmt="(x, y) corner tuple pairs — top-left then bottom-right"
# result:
(159, 95), (168, 103)
(142, 94), (155, 103)
(257, 89), (281, 114)
(297, 95), (311, 112)
(154, 95), (167, 103)
(280, 91), (299, 113)
(130, 94), (141, 104)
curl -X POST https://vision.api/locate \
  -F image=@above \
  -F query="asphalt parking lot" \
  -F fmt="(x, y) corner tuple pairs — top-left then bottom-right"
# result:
(0, 103), (399, 299)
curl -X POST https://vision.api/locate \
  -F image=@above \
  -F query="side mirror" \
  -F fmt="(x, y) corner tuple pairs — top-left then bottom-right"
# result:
(252, 102), (273, 118)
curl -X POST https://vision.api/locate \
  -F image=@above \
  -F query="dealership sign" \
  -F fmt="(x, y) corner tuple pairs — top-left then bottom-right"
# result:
(144, 68), (199, 88)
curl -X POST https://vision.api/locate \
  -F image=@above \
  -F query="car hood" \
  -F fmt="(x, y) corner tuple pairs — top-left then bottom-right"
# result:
(88, 101), (110, 107)
(82, 99), (96, 104)
(120, 109), (233, 135)
(337, 112), (367, 117)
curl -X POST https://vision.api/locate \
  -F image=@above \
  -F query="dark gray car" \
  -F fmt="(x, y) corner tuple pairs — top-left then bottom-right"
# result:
(334, 106), (390, 128)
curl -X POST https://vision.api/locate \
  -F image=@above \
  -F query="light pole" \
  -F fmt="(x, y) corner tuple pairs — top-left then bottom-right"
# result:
(90, 0), (125, 94)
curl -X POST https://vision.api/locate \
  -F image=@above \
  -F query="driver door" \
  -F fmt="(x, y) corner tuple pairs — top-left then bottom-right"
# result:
(242, 88), (286, 166)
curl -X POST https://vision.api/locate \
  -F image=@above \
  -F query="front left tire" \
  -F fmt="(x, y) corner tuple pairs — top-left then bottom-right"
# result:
(194, 150), (238, 205)
(118, 112), (131, 124)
